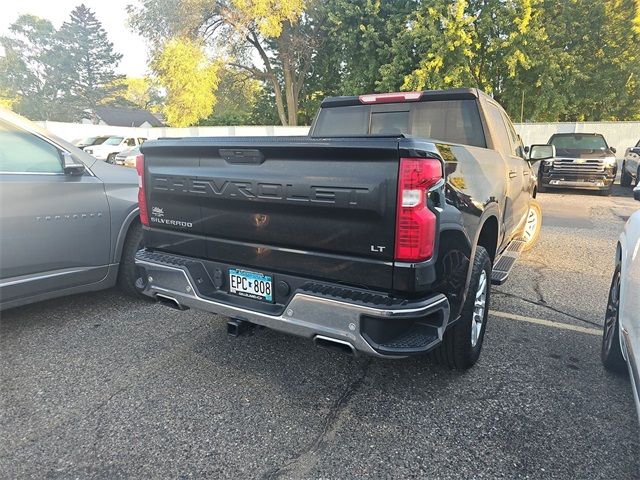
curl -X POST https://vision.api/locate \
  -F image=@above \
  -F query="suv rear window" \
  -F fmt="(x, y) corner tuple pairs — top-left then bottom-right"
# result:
(312, 99), (486, 148)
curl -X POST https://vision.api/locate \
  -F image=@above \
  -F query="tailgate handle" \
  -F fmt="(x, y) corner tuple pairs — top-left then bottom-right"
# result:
(220, 149), (265, 165)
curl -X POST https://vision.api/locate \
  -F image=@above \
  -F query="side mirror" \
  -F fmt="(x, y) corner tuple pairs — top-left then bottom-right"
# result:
(524, 146), (530, 154)
(528, 144), (556, 161)
(634, 185), (640, 201)
(62, 152), (85, 175)
(611, 147), (617, 154)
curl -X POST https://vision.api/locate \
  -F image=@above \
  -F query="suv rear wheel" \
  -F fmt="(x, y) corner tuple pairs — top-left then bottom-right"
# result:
(601, 264), (626, 373)
(430, 246), (492, 370)
(117, 222), (146, 298)
(621, 161), (632, 187)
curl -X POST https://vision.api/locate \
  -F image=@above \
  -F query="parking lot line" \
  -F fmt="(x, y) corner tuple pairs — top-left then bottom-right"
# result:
(491, 310), (601, 336)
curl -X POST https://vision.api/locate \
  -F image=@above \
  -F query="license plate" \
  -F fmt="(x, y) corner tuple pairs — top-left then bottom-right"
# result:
(229, 269), (273, 302)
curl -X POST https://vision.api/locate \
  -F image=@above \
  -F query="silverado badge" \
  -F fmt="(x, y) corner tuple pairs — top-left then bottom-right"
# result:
(151, 206), (164, 217)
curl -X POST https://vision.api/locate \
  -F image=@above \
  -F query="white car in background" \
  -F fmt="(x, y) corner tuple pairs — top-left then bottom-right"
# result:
(84, 136), (146, 164)
(114, 146), (140, 168)
(621, 139), (640, 187)
(602, 184), (640, 418)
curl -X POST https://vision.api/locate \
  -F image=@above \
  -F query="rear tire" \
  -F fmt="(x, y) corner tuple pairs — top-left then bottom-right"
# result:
(107, 153), (116, 164)
(430, 246), (492, 370)
(117, 222), (146, 298)
(621, 162), (632, 187)
(601, 265), (627, 373)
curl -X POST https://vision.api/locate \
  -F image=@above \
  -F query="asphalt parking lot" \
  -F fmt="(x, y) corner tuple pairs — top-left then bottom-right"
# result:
(2, 186), (639, 479)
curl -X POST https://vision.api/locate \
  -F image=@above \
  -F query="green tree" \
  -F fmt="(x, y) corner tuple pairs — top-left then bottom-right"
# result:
(129, 0), (317, 126)
(151, 38), (221, 127)
(378, 1), (545, 103)
(127, 0), (640, 124)
(0, 15), (64, 119)
(532, 0), (640, 121)
(56, 4), (124, 121)
(103, 77), (165, 112)
(197, 68), (264, 125)
(297, 0), (416, 118)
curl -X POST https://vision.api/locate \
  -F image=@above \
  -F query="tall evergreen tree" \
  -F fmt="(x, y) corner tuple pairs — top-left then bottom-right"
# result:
(56, 4), (124, 121)
(0, 15), (65, 119)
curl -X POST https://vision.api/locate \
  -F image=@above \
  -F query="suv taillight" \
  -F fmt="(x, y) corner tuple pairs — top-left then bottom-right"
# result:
(394, 157), (442, 262)
(135, 154), (149, 226)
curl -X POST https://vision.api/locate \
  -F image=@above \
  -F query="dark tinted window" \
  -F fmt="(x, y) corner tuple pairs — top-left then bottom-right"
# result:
(313, 99), (486, 147)
(485, 103), (512, 156)
(313, 105), (369, 136)
(412, 100), (485, 147)
(500, 111), (521, 156)
(371, 111), (409, 135)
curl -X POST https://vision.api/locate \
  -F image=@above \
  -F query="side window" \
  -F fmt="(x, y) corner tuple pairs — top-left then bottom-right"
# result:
(126, 138), (136, 147)
(138, 138), (146, 145)
(485, 103), (513, 157)
(500, 111), (521, 156)
(0, 121), (63, 174)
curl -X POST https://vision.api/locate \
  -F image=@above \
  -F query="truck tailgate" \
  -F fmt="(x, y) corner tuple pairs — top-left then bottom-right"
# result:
(141, 137), (400, 290)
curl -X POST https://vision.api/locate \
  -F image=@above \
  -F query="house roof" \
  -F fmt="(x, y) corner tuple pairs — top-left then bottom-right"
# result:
(94, 106), (164, 127)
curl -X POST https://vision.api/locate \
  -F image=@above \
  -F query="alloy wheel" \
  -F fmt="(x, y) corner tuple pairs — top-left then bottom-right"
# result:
(471, 270), (488, 347)
(603, 270), (621, 355)
(523, 206), (539, 244)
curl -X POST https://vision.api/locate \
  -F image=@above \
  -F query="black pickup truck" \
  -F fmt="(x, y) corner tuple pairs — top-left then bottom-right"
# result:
(536, 132), (618, 195)
(134, 88), (540, 370)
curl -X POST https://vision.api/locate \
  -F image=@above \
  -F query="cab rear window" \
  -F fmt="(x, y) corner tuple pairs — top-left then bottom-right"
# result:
(312, 99), (486, 148)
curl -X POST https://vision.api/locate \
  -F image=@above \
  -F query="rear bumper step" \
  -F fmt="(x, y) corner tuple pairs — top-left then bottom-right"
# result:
(135, 250), (450, 358)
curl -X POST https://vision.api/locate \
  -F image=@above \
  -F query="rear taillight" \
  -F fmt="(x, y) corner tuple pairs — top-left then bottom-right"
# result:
(135, 154), (149, 226)
(394, 157), (442, 262)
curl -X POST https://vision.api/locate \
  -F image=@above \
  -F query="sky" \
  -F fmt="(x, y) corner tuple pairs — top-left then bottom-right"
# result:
(0, 0), (149, 77)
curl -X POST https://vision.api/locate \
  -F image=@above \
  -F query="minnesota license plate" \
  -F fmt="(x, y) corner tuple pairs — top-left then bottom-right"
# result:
(229, 269), (273, 302)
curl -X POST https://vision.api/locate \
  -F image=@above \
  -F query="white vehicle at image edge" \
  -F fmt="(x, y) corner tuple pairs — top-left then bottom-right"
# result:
(621, 139), (640, 188)
(602, 184), (640, 419)
(84, 136), (146, 163)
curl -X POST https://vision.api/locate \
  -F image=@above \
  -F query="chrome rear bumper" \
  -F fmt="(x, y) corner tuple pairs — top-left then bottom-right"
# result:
(135, 252), (450, 358)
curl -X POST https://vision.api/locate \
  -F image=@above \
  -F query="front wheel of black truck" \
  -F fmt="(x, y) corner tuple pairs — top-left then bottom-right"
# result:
(430, 246), (492, 370)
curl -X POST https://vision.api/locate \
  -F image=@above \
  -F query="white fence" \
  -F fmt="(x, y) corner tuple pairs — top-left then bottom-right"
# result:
(37, 121), (309, 141)
(39, 120), (639, 157)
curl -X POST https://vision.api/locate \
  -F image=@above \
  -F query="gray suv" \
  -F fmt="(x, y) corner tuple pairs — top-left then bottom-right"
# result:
(0, 109), (142, 310)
